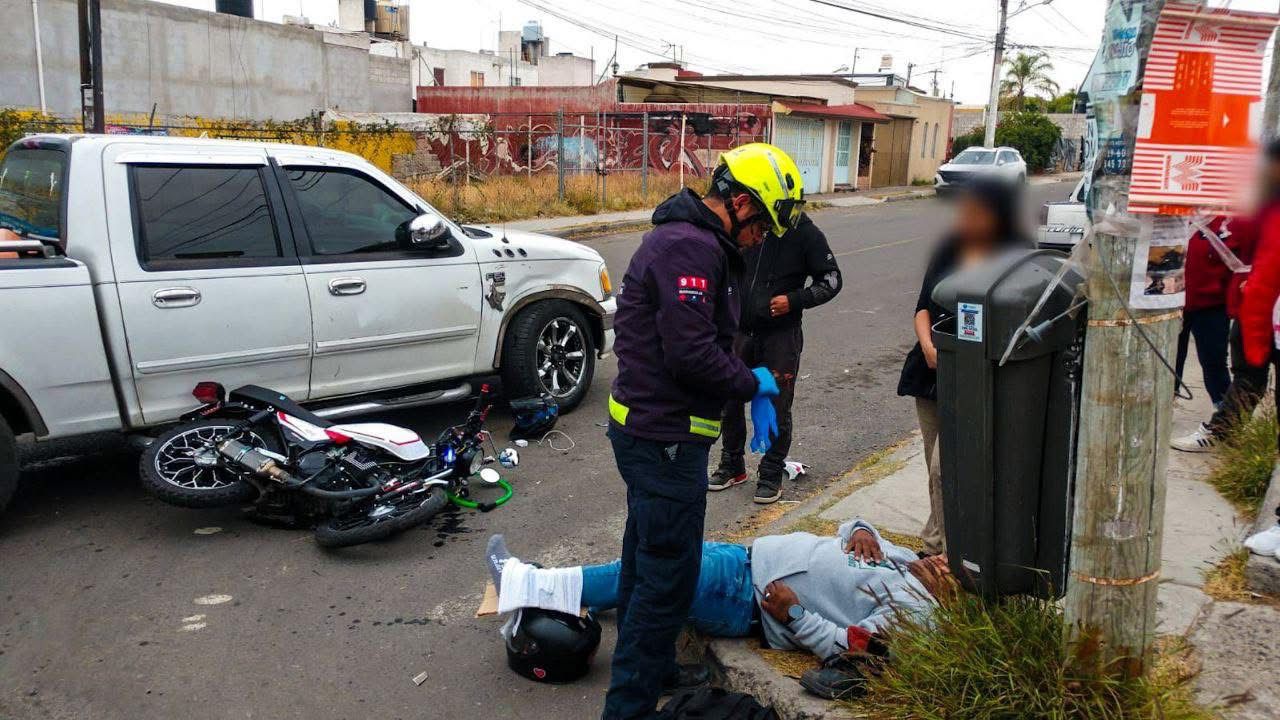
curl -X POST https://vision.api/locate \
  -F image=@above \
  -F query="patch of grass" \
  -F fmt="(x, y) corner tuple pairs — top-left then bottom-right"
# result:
(407, 173), (708, 224)
(853, 593), (1216, 720)
(879, 530), (925, 553)
(784, 516), (840, 537)
(1207, 401), (1277, 517)
(1202, 547), (1280, 606)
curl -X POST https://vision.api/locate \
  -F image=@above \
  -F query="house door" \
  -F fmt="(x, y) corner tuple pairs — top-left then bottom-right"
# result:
(773, 116), (825, 192)
(834, 121), (853, 186)
(870, 118), (913, 187)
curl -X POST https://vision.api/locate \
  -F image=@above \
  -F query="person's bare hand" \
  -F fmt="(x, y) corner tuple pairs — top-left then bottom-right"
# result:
(761, 580), (800, 623)
(844, 528), (884, 563)
(770, 295), (791, 317)
(923, 342), (938, 369)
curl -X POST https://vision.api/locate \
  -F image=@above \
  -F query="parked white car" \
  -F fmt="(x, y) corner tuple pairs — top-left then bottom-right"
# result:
(0, 134), (617, 512)
(934, 146), (1028, 195)
(1037, 177), (1088, 250)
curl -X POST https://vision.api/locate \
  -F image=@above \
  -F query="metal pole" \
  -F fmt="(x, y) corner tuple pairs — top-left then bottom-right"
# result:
(600, 111), (607, 210)
(1065, 0), (1172, 679)
(556, 110), (565, 201)
(88, 0), (104, 132)
(642, 111), (649, 198)
(983, 0), (1008, 148)
(679, 112), (686, 187)
(579, 114), (585, 173)
(527, 114), (532, 178)
(31, 0), (47, 114)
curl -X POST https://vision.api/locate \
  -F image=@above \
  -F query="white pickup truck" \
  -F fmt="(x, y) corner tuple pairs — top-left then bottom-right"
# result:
(1036, 177), (1088, 250)
(0, 135), (616, 512)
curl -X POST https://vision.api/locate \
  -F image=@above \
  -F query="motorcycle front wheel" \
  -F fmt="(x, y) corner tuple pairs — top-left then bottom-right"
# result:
(314, 486), (449, 548)
(139, 419), (277, 509)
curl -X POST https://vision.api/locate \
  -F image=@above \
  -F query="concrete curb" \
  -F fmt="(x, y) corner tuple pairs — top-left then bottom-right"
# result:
(1245, 464), (1280, 593)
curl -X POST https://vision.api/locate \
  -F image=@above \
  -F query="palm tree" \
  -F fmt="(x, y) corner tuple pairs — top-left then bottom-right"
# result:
(1000, 52), (1060, 111)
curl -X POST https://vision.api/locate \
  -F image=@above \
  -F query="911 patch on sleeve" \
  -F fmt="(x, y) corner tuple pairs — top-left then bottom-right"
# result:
(677, 276), (709, 303)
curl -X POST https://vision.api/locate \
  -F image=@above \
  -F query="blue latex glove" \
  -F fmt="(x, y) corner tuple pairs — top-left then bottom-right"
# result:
(750, 367), (780, 454)
(752, 367), (780, 398)
(750, 395), (779, 454)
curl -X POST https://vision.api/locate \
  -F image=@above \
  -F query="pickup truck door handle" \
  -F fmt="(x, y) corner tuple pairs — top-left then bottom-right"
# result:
(151, 287), (202, 309)
(328, 277), (367, 296)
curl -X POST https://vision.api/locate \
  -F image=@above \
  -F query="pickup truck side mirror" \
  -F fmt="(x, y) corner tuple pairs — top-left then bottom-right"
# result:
(399, 212), (452, 251)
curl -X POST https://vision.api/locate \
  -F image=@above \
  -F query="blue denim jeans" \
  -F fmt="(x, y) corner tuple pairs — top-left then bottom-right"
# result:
(583, 542), (756, 638)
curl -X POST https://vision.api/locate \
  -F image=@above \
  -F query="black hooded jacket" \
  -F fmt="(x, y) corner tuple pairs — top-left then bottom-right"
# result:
(739, 213), (842, 332)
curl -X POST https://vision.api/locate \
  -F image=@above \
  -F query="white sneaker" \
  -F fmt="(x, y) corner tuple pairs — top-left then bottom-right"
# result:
(1171, 423), (1216, 453)
(1245, 524), (1280, 556)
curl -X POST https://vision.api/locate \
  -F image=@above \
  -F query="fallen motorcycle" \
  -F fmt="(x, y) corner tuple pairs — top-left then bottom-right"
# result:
(139, 382), (508, 547)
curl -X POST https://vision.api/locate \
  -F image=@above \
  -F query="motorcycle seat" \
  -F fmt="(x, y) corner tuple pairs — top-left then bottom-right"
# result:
(230, 385), (334, 429)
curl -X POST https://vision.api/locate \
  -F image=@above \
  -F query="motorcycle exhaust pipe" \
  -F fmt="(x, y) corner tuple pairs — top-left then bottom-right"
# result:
(217, 438), (301, 487)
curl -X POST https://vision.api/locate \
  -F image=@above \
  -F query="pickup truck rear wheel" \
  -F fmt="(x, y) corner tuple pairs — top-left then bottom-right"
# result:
(501, 300), (596, 412)
(0, 415), (17, 514)
(139, 420), (278, 509)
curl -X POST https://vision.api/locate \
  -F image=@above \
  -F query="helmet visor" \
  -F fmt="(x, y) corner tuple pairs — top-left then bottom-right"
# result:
(774, 197), (806, 232)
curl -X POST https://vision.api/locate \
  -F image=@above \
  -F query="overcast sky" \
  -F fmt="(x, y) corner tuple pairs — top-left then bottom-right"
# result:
(159, 0), (1276, 105)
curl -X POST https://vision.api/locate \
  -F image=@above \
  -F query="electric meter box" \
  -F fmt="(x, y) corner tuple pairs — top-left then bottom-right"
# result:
(931, 249), (1085, 598)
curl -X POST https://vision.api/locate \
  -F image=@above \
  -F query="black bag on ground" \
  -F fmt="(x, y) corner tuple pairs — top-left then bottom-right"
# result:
(658, 687), (780, 720)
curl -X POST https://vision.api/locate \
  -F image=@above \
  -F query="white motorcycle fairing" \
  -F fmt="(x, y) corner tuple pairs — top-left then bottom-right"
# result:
(275, 412), (432, 462)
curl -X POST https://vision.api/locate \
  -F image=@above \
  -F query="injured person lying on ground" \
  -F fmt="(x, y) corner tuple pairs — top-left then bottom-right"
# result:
(485, 519), (952, 700)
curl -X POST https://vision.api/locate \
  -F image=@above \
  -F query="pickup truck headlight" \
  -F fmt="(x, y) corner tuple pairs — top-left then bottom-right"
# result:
(598, 263), (613, 299)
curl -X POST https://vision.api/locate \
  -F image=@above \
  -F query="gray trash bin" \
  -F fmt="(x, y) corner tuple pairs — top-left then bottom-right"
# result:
(931, 249), (1086, 598)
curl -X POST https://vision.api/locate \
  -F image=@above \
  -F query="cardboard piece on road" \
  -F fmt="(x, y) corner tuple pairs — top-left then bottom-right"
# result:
(1130, 2), (1279, 215)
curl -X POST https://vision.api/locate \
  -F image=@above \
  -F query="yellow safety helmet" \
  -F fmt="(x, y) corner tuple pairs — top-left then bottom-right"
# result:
(712, 143), (806, 236)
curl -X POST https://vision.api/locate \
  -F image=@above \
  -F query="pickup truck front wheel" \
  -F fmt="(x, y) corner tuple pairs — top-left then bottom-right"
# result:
(0, 415), (17, 514)
(501, 300), (596, 412)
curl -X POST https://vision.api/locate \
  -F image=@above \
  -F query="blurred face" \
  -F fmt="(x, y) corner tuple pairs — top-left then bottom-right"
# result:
(729, 192), (771, 248)
(952, 194), (1000, 249)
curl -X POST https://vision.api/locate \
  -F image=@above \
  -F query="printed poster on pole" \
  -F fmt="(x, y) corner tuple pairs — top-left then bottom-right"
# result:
(1129, 2), (1279, 215)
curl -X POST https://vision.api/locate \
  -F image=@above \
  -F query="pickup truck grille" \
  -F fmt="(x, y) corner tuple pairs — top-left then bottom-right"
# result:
(938, 170), (972, 184)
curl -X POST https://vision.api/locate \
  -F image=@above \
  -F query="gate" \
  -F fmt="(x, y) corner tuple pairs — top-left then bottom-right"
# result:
(773, 116), (825, 192)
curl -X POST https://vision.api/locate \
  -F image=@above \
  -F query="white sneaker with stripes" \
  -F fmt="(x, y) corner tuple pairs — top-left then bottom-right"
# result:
(1171, 423), (1216, 453)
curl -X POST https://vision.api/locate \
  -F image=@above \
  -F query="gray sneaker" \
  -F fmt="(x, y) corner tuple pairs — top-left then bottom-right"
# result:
(708, 465), (748, 492)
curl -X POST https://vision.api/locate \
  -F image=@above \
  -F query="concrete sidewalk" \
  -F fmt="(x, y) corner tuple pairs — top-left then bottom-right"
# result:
(701, 362), (1276, 720)
(505, 172), (1083, 239)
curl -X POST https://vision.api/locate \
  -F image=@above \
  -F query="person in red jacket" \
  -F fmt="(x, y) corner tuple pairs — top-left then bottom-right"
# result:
(1174, 140), (1280, 451)
(1175, 215), (1236, 407)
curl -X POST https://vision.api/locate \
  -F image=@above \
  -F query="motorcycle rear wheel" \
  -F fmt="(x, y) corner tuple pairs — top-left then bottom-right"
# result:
(139, 419), (277, 509)
(314, 486), (448, 548)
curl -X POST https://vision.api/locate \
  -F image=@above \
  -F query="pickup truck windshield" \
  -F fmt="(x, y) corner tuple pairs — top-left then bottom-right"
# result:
(0, 147), (66, 241)
(952, 150), (996, 165)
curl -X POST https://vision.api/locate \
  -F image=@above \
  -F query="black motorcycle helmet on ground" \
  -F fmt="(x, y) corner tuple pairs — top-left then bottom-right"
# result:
(509, 394), (559, 441)
(505, 607), (602, 683)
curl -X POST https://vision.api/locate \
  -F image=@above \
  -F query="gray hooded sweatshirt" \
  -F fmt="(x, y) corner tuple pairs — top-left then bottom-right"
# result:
(749, 519), (934, 659)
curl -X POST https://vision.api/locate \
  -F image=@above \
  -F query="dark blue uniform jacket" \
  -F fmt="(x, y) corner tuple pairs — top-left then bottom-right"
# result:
(608, 189), (758, 444)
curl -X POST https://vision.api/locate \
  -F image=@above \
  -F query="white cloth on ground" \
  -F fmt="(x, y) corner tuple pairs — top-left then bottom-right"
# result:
(496, 560), (584, 616)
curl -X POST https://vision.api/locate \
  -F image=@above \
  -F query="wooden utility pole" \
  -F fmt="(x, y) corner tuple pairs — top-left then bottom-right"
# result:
(1064, 0), (1172, 678)
(77, 0), (104, 133)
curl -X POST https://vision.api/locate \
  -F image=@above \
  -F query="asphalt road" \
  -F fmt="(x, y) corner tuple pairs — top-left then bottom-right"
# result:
(0, 182), (1072, 720)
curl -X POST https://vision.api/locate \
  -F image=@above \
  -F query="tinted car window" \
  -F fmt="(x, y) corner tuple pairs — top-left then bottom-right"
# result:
(0, 147), (67, 241)
(133, 165), (281, 265)
(286, 168), (418, 256)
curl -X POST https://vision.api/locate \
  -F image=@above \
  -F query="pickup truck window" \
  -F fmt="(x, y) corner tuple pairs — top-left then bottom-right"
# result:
(998, 150), (1019, 165)
(0, 147), (66, 242)
(286, 168), (418, 256)
(132, 165), (282, 267)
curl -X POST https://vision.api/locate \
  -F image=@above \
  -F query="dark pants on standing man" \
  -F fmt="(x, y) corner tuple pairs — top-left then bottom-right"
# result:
(1175, 306), (1232, 407)
(719, 326), (803, 479)
(1207, 320), (1280, 439)
(603, 426), (709, 720)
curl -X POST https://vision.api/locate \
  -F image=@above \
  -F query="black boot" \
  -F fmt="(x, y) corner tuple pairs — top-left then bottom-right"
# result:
(753, 470), (783, 504)
(661, 663), (712, 695)
(800, 654), (870, 701)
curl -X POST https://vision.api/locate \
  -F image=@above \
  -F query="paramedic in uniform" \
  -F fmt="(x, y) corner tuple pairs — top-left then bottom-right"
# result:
(603, 143), (807, 719)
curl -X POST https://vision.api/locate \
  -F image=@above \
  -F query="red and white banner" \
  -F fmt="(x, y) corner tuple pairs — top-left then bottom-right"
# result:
(1130, 2), (1278, 215)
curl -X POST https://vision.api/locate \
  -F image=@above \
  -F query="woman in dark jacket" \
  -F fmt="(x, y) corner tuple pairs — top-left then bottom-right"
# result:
(897, 179), (1030, 555)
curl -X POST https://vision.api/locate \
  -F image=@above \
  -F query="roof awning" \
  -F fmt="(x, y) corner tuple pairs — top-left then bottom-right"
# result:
(774, 101), (891, 123)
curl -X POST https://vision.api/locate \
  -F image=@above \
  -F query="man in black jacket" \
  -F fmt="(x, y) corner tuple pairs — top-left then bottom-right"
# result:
(710, 213), (842, 503)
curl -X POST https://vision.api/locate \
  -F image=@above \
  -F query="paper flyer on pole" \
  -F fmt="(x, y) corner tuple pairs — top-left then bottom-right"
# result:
(1129, 2), (1278, 215)
(1130, 215), (1191, 309)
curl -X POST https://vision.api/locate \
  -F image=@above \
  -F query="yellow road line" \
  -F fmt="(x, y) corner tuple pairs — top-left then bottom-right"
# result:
(833, 236), (925, 258)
